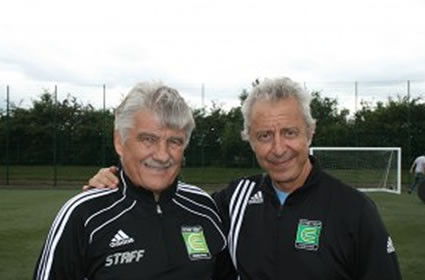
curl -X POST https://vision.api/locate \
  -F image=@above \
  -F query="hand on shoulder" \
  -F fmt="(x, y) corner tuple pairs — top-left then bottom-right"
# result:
(82, 166), (119, 191)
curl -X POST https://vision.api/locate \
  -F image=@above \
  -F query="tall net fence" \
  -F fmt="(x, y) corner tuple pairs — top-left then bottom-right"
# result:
(304, 80), (425, 113)
(1, 80), (425, 187)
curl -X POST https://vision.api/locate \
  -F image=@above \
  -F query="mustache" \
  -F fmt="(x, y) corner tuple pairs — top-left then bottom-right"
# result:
(142, 158), (175, 169)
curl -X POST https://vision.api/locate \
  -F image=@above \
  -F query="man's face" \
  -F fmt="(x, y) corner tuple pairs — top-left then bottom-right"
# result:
(115, 110), (186, 194)
(248, 97), (313, 192)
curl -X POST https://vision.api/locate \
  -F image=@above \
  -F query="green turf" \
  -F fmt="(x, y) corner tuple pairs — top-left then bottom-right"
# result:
(0, 164), (413, 188)
(0, 165), (262, 187)
(367, 192), (425, 279)
(0, 189), (79, 280)
(0, 189), (423, 280)
(0, 165), (105, 186)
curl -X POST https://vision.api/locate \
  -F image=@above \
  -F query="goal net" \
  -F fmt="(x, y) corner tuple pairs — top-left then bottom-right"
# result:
(310, 147), (401, 194)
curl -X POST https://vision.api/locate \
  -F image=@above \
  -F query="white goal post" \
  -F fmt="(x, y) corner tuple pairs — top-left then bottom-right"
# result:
(309, 147), (401, 194)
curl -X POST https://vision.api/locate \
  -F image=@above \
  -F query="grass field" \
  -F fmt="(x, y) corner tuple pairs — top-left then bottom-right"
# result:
(0, 165), (263, 188)
(0, 164), (412, 188)
(0, 187), (424, 279)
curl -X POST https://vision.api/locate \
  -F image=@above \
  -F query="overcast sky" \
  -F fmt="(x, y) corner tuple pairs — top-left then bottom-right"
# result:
(1, 0), (424, 112)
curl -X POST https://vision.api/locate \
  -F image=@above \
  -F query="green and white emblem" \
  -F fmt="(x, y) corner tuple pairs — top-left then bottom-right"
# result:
(295, 219), (322, 251)
(181, 225), (211, 260)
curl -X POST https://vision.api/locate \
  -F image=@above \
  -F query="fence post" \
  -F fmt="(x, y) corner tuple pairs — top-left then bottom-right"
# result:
(5, 85), (10, 185)
(354, 81), (358, 112)
(407, 80), (411, 184)
(53, 85), (58, 186)
(354, 81), (359, 147)
(201, 83), (205, 108)
(102, 84), (106, 166)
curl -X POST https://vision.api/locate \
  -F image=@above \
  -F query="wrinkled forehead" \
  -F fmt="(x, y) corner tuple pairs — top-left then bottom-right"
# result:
(249, 98), (313, 140)
(251, 98), (304, 122)
(137, 109), (185, 131)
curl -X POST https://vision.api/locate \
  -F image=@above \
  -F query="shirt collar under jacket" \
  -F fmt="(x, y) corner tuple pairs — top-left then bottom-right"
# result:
(262, 155), (321, 205)
(118, 167), (179, 205)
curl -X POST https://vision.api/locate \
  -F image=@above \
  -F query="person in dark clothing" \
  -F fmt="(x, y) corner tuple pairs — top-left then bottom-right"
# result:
(87, 77), (402, 280)
(212, 77), (401, 279)
(33, 82), (228, 280)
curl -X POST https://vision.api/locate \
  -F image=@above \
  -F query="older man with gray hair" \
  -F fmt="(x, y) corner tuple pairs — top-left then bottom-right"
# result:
(33, 82), (228, 280)
(213, 77), (401, 279)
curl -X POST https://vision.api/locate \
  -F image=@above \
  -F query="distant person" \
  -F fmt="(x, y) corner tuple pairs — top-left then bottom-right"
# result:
(88, 77), (402, 279)
(408, 152), (425, 194)
(33, 82), (230, 280)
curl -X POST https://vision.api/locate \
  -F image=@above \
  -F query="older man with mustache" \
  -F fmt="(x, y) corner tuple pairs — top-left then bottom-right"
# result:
(33, 82), (230, 280)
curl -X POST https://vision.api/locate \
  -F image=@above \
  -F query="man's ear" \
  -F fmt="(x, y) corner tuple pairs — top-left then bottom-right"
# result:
(114, 131), (124, 157)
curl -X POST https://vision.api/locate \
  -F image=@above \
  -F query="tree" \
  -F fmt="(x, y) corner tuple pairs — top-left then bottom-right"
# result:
(353, 95), (425, 166)
(186, 102), (228, 166)
(221, 106), (254, 167)
(310, 91), (353, 147)
(3, 86), (425, 171)
(1, 91), (116, 166)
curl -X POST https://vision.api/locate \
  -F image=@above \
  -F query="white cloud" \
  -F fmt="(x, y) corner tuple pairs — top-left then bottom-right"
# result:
(1, 0), (425, 111)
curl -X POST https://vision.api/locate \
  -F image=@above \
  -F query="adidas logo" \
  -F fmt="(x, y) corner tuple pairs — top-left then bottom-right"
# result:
(248, 191), (264, 204)
(110, 230), (135, 248)
(387, 236), (395, 253)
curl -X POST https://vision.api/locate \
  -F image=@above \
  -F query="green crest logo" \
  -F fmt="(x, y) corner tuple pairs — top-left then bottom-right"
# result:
(181, 225), (211, 260)
(295, 219), (322, 251)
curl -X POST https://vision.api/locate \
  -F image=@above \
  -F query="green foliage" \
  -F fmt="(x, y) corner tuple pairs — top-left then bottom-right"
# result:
(2, 88), (425, 169)
(220, 107), (255, 167)
(186, 103), (254, 167)
(1, 91), (116, 166)
(310, 91), (353, 146)
(354, 97), (410, 147)
(353, 96), (425, 165)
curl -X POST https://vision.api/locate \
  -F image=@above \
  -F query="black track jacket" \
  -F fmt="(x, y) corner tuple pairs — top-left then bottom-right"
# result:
(213, 157), (402, 280)
(33, 169), (227, 280)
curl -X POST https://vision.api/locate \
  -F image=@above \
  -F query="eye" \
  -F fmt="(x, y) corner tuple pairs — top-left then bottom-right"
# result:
(256, 131), (272, 142)
(283, 128), (299, 138)
(138, 134), (158, 145)
(168, 137), (184, 147)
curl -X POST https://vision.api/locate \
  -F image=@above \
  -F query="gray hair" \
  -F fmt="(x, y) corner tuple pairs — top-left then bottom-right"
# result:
(114, 81), (195, 147)
(241, 77), (316, 141)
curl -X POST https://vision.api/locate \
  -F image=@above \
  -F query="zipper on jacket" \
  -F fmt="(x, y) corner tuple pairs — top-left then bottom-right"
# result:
(277, 202), (286, 217)
(155, 202), (169, 265)
(156, 203), (163, 215)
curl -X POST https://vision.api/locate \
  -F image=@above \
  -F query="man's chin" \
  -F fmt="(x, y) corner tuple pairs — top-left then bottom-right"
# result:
(141, 173), (175, 188)
(139, 177), (173, 190)
(145, 184), (171, 193)
(267, 164), (291, 175)
(269, 170), (293, 183)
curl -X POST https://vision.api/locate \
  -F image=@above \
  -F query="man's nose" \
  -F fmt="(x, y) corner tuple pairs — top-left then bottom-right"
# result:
(271, 135), (286, 157)
(153, 140), (170, 162)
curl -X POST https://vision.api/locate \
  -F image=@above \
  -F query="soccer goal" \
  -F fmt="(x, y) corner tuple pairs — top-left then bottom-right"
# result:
(309, 147), (401, 194)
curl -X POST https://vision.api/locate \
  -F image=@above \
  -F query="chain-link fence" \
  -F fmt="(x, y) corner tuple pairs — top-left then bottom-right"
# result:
(304, 80), (425, 113)
(1, 80), (424, 187)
